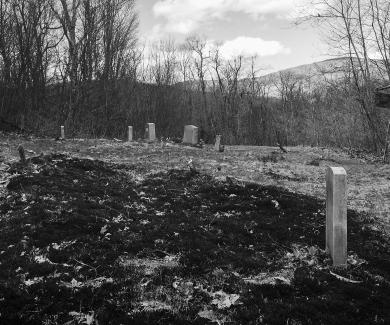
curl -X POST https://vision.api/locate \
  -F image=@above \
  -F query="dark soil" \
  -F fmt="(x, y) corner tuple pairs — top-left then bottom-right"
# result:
(0, 154), (389, 324)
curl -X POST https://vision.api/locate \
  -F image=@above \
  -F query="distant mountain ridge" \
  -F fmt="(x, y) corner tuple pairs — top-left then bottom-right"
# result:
(176, 57), (389, 95)
(263, 57), (354, 78)
(258, 57), (387, 84)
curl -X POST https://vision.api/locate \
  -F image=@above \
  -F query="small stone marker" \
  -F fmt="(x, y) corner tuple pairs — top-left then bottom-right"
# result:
(214, 134), (222, 151)
(183, 125), (199, 145)
(61, 125), (65, 139)
(326, 166), (347, 266)
(145, 123), (156, 141)
(128, 126), (133, 142)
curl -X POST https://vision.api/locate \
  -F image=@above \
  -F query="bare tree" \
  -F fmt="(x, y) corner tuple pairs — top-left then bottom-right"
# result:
(0, 0), (13, 85)
(100, 0), (138, 80)
(186, 35), (215, 137)
(307, 0), (390, 151)
(0, 0), (56, 128)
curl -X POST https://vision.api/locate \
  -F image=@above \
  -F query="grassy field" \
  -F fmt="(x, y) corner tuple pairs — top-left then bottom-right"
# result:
(0, 133), (389, 324)
(2, 134), (390, 224)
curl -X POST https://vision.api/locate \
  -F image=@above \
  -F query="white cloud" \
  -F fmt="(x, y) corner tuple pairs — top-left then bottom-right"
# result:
(219, 36), (291, 59)
(153, 0), (226, 34)
(153, 0), (314, 34)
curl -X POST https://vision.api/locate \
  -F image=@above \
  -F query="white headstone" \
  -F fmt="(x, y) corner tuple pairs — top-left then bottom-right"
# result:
(326, 166), (347, 266)
(145, 123), (156, 141)
(128, 126), (133, 142)
(61, 125), (65, 139)
(183, 125), (199, 145)
(215, 135), (221, 151)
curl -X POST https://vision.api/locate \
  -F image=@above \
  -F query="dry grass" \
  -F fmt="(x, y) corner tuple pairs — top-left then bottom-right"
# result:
(1, 133), (389, 234)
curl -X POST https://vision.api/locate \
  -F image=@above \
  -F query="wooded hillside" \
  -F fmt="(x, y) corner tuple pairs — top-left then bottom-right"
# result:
(1, 0), (390, 152)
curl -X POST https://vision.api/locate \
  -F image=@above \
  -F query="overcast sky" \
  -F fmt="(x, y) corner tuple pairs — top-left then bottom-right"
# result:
(136, 0), (329, 74)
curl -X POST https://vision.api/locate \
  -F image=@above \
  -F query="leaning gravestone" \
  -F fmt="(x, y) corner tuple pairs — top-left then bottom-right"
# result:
(326, 166), (347, 266)
(183, 125), (199, 145)
(214, 135), (222, 151)
(128, 126), (133, 142)
(145, 123), (156, 142)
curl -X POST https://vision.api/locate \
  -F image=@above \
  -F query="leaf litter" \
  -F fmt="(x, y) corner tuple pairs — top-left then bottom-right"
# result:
(0, 153), (389, 324)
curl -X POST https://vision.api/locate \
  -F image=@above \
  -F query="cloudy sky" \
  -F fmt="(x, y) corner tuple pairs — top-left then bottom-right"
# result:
(136, 0), (328, 74)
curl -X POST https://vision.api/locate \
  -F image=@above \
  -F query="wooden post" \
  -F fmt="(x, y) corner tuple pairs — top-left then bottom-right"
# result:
(326, 166), (347, 266)
(17, 145), (26, 164)
(128, 126), (133, 142)
(61, 125), (65, 139)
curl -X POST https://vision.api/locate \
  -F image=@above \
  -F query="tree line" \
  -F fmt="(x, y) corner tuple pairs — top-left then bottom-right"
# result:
(0, 0), (138, 134)
(0, 0), (389, 154)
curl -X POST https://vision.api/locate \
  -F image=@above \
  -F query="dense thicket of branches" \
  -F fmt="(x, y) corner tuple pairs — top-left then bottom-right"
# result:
(0, 0), (139, 135)
(307, 0), (390, 151)
(0, 0), (389, 152)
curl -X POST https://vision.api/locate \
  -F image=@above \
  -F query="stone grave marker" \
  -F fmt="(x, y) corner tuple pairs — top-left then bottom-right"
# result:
(128, 126), (133, 142)
(61, 125), (65, 139)
(214, 134), (222, 151)
(326, 166), (347, 266)
(145, 123), (156, 142)
(183, 125), (199, 145)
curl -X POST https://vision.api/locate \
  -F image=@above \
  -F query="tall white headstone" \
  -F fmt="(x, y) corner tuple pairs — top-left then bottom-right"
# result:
(326, 166), (347, 266)
(183, 125), (199, 145)
(214, 134), (221, 151)
(61, 125), (65, 139)
(145, 123), (156, 142)
(128, 126), (133, 142)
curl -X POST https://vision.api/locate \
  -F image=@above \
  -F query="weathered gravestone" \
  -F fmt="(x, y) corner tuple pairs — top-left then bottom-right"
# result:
(326, 166), (347, 266)
(128, 126), (133, 142)
(61, 126), (65, 139)
(214, 135), (222, 151)
(183, 125), (199, 145)
(145, 123), (156, 142)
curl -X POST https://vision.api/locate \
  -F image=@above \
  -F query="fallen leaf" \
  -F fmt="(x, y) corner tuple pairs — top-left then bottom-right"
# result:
(211, 290), (240, 309)
(330, 271), (363, 284)
(100, 225), (108, 234)
(198, 309), (223, 324)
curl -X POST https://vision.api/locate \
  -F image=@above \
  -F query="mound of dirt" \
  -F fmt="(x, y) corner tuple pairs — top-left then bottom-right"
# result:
(0, 154), (389, 324)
